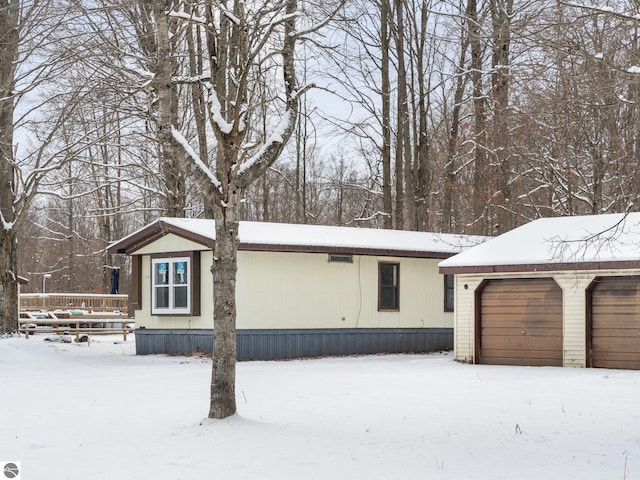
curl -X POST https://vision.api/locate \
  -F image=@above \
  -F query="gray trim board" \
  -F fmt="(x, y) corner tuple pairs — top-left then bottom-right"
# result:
(134, 327), (453, 360)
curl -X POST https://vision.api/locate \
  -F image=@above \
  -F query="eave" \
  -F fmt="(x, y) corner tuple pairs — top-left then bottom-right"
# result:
(439, 260), (640, 275)
(107, 220), (215, 255)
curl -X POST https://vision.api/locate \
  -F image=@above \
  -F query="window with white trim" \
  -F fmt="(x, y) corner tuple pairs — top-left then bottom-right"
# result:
(152, 257), (190, 314)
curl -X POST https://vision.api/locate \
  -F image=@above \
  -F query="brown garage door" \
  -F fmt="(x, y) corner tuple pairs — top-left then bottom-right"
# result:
(479, 278), (563, 366)
(590, 276), (640, 370)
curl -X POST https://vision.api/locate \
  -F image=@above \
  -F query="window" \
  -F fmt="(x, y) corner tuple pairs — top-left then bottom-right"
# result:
(444, 274), (454, 312)
(379, 262), (399, 311)
(152, 257), (191, 314)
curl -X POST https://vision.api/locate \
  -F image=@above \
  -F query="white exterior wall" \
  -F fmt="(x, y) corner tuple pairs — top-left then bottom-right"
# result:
(133, 233), (213, 330)
(132, 234), (452, 330)
(136, 251), (215, 330)
(453, 268), (640, 367)
(135, 234), (208, 256)
(237, 251), (451, 329)
(452, 275), (484, 363)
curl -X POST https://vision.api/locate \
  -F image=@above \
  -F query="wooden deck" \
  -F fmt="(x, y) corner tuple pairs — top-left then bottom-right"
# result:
(19, 293), (131, 342)
(19, 293), (128, 313)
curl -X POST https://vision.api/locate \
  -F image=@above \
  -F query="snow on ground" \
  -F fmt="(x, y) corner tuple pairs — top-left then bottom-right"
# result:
(1, 335), (639, 480)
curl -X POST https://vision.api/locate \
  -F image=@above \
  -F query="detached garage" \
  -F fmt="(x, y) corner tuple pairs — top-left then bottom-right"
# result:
(440, 212), (640, 369)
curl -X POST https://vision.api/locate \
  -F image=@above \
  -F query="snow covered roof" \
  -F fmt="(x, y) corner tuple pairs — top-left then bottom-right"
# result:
(108, 217), (488, 259)
(439, 212), (640, 273)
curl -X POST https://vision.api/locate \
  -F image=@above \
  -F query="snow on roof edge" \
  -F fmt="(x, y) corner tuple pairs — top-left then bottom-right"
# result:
(439, 212), (640, 269)
(110, 217), (490, 256)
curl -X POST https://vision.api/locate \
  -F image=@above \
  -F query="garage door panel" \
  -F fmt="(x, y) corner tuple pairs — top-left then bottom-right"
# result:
(592, 337), (640, 350)
(593, 308), (640, 317)
(591, 276), (640, 370)
(481, 336), (562, 351)
(481, 327), (562, 338)
(481, 307), (562, 318)
(482, 351), (562, 367)
(482, 295), (560, 304)
(479, 317), (562, 328)
(592, 319), (640, 330)
(482, 338), (562, 351)
(591, 354), (640, 370)
(479, 278), (563, 367)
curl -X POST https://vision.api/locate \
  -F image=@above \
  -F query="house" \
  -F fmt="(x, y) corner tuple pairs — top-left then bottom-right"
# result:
(108, 218), (487, 359)
(439, 212), (640, 370)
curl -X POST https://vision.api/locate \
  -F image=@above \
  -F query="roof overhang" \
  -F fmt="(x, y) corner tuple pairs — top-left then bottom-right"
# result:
(440, 260), (640, 275)
(242, 242), (454, 259)
(107, 219), (215, 255)
(109, 218), (470, 259)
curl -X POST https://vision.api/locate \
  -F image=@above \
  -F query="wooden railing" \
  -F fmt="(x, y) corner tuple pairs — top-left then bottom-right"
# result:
(19, 293), (128, 313)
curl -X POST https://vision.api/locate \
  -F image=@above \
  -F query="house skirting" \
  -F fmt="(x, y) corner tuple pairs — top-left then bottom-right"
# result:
(134, 327), (453, 360)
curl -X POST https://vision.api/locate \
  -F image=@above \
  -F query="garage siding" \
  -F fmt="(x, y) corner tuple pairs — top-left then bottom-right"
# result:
(479, 278), (563, 366)
(453, 276), (483, 363)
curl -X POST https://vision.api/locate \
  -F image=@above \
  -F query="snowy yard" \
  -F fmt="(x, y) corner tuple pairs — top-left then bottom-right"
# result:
(1, 335), (638, 480)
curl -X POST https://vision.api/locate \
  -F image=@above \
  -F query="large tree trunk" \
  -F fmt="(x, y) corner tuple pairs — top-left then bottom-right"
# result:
(0, 229), (18, 334)
(0, 0), (19, 334)
(209, 196), (240, 418)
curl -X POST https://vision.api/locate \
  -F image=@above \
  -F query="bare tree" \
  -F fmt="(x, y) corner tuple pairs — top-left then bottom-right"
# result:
(0, 1), (85, 333)
(154, 0), (342, 419)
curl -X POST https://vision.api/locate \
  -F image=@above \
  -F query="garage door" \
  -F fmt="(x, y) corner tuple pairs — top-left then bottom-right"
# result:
(479, 278), (563, 366)
(590, 276), (640, 370)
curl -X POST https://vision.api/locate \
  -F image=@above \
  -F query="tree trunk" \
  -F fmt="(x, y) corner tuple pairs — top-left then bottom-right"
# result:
(489, 0), (513, 234)
(0, 0), (19, 334)
(442, 21), (468, 232)
(467, 0), (489, 234)
(209, 197), (240, 418)
(381, 0), (393, 229)
(166, 0), (300, 419)
(0, 229), (18, 334)
(393, 0), (408, 230)
(413, 0), (432, 232)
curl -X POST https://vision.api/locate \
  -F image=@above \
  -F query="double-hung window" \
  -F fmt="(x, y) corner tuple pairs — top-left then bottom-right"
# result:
(378, 262), (400, 311)
(152, 257), (190, 315)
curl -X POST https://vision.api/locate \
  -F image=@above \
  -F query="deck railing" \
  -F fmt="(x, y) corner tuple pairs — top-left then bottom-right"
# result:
(19, 293), (128, 313)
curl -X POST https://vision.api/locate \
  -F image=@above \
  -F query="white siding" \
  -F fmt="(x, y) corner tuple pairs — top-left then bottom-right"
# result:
(453, 275), (485, 363)
(135, 251), (214, 330)
(553, 274), (593, 368)
(135, 248), (452, 331)
(453, 268), (640, 367)
(237, 251), (451, 329)
(135, 233), (209, 255)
